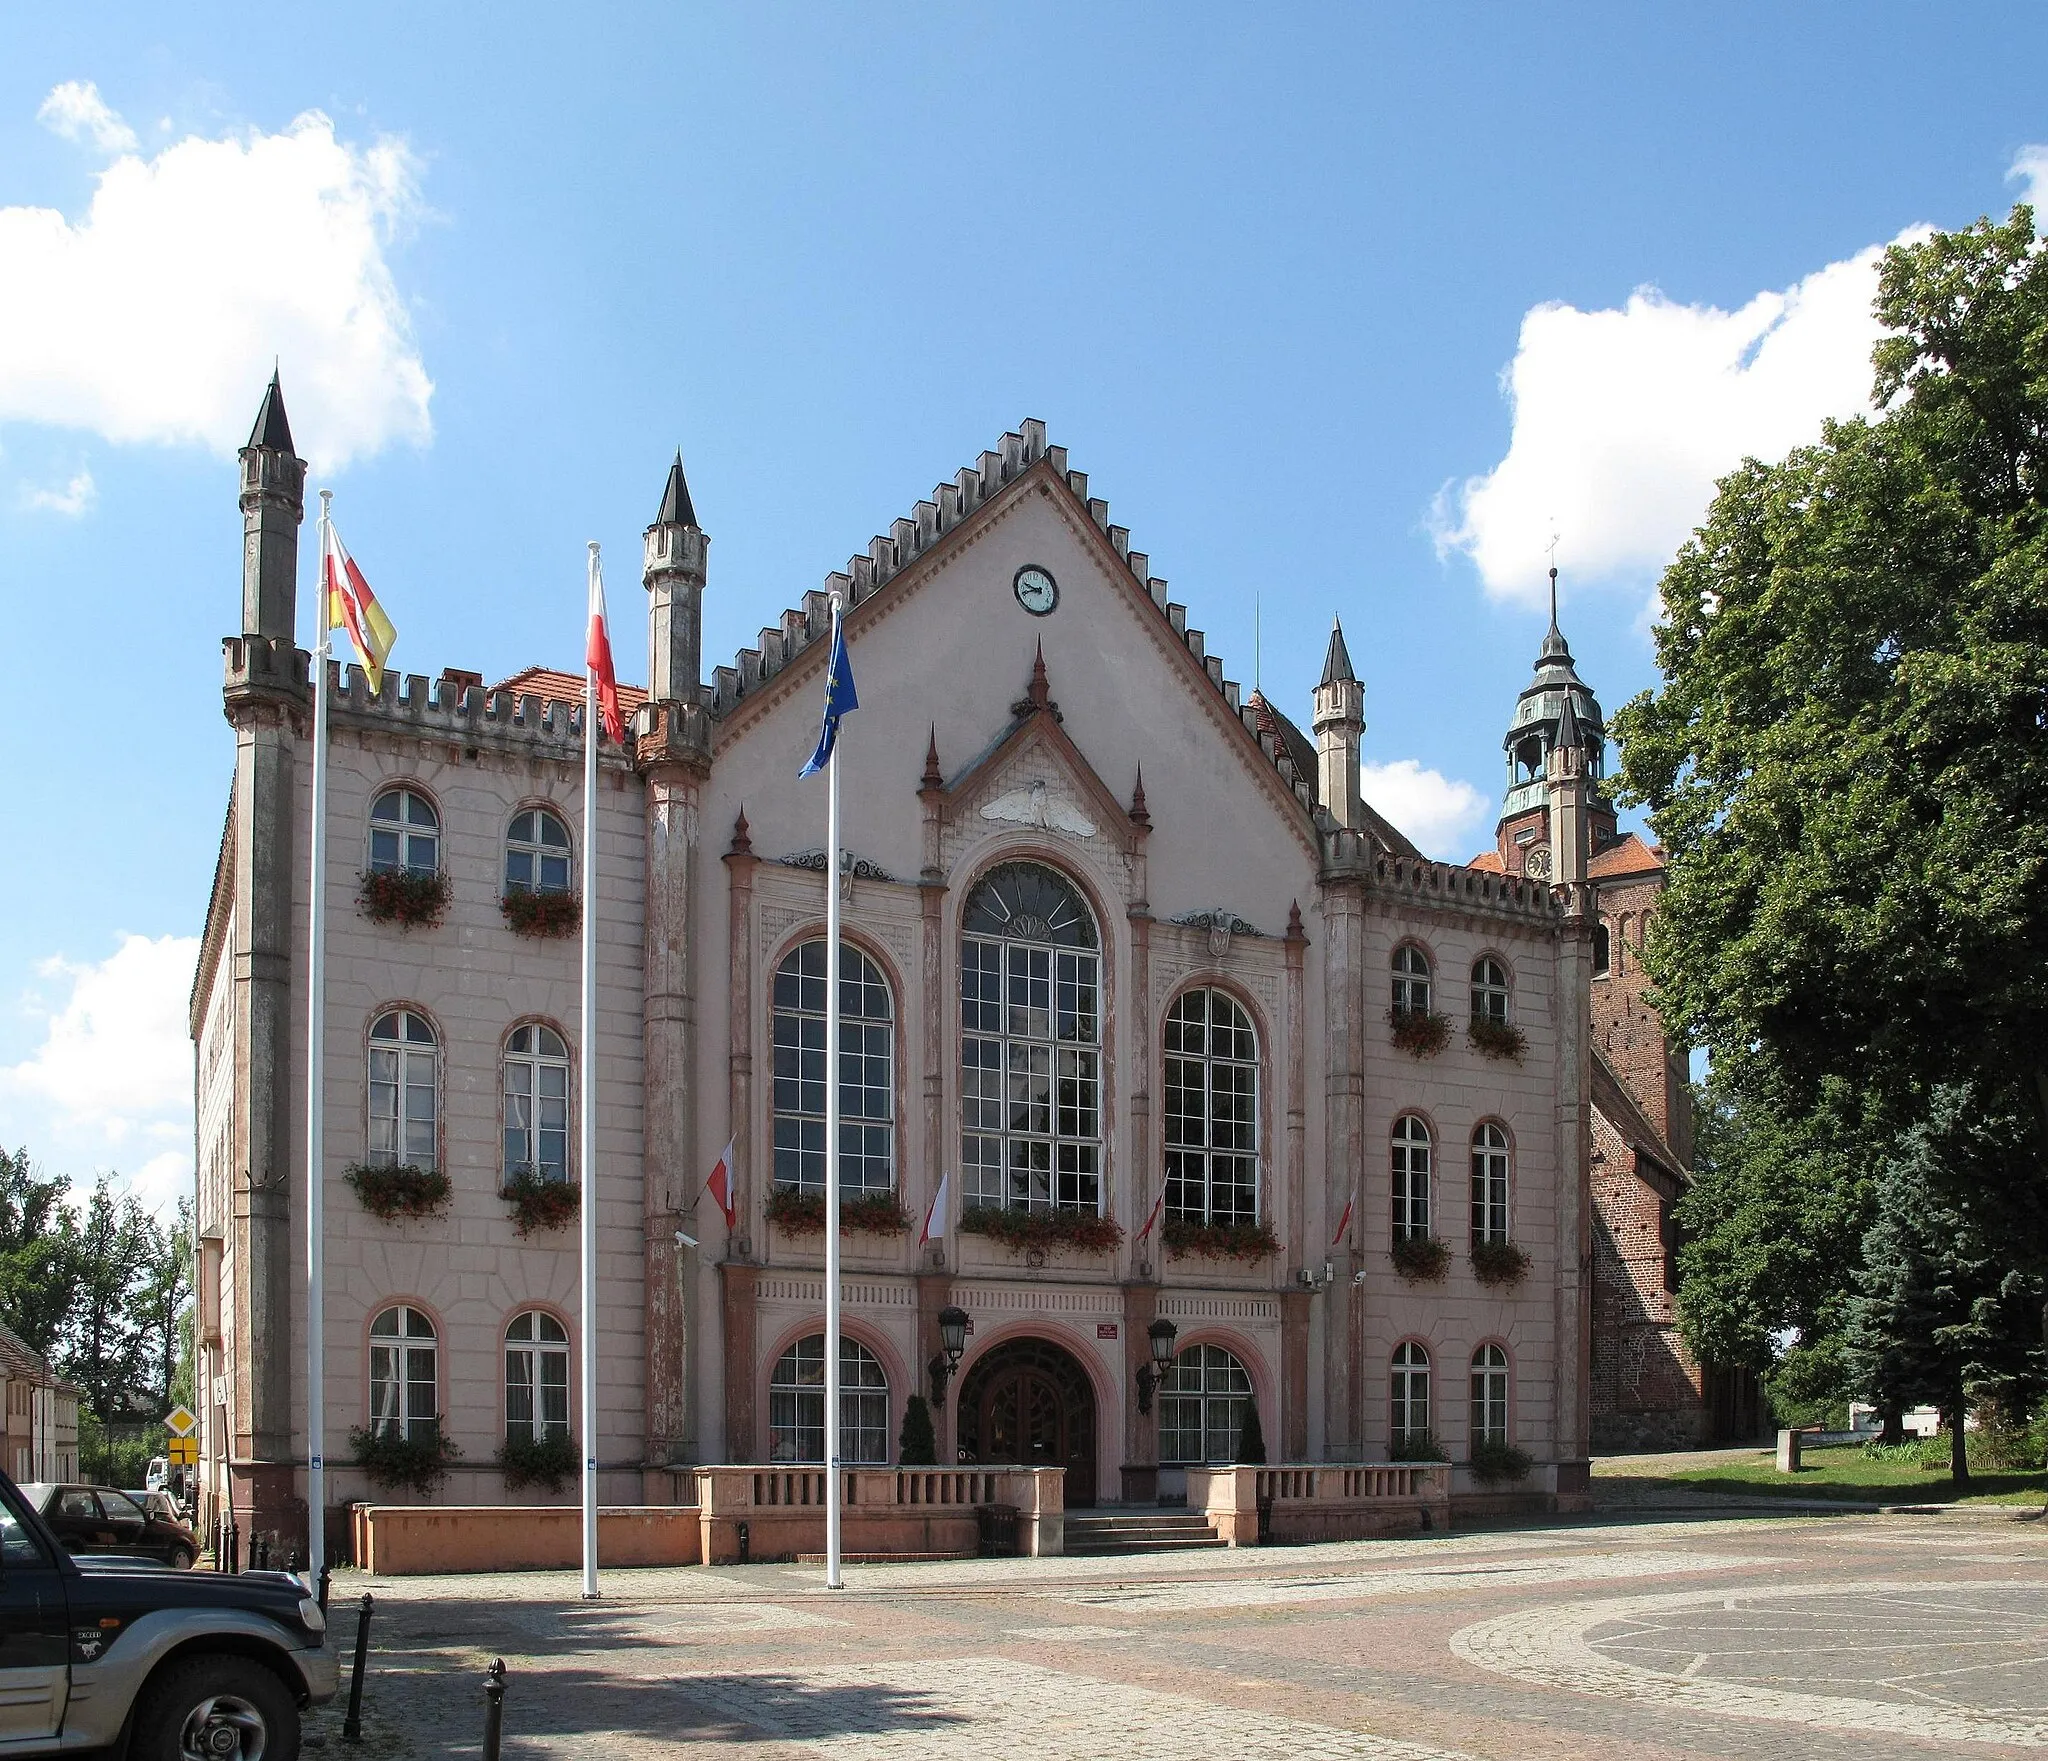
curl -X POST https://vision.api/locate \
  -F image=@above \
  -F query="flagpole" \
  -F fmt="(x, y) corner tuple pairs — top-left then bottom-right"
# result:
(580, 542), (602, 1600)
(824, 593), (844, 1592)
(304, 490), (334, 1583)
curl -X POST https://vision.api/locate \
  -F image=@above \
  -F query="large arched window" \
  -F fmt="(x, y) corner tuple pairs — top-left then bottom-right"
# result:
(1391, 944), (1432, 1014)
(368, 1011), (438, 1169)
(1163, 989), (1259, 1225)
(1470, 1123), (1510, 1244)
(369, 787), (439, 875)
(504, 1025), (570, 1182)
(1390, 1341), (1431, 1453)
(505, 1312), (570, 1443)
(1158, 1343), (1254, 1465)
(1391, 1115), (1432, 1242)
(772, 941), (894, 1193)
(1470, 958), (1510, 1026)
(768, 1335), (889, 1465)
(369, 1305), (437, 1439)
(960, 862), (1101, 1213)
(505, 807), (572, 895)
(1471, 1344), (1510, 1447)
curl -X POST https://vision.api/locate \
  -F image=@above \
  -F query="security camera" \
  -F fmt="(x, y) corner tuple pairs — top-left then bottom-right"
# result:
(674, 1230), (698, 1249)
(1352, 1269), (1368, 1285)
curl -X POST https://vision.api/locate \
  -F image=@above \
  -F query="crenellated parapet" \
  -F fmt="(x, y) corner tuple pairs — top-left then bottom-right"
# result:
(634, 697), (714, 774)
(296, 658), (640, 770)
(221, 634), (309, 722)
(1366, 848), (1565, 925)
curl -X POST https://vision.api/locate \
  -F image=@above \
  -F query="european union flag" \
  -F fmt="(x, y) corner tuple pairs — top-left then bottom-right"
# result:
(798, 611), (859, 777)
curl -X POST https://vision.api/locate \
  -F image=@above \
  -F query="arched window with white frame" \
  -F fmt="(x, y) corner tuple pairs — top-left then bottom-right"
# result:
(1471, 1344), (1510, 1447)
(504, 1025), (571, 1182)
(368, 1305), (437, 1439)
(1470, 957), (1510, 1026)
(768, 1335), (889, 1465)
(369, 787), (440, 875)
(368, 1010), (438, 1169)
(1471, 1123), (1510, 1244)
(505, 1311), (570, 1443)
(1390, 1341), (1432, 1453)
(1391, 944), (1432, 1014)
(1158, 1343), (1254, 1465)
(1163, 988), (1260, 1225)
(959, 862), (1101, 1213)
(505, 807), (573, 895)
(772, 941), (895, 1194)
(1391, 1115), (1432, 1243)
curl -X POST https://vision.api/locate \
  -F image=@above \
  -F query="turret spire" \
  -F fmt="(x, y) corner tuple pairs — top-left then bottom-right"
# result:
(247, 368), (294, 454)
(657, 451), (698, 529)
(644, 447), (710, 702)
(1320, 616), (1356, 687)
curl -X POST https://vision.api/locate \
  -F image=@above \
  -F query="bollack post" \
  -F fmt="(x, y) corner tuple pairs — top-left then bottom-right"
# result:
(341, 1592), (374, 1744)
(481, 1658), (507, 1761)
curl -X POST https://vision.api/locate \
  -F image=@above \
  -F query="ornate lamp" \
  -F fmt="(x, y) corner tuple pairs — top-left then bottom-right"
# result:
(927, 1305), (970, 1408)
(1135, 1317), (1179, 1416)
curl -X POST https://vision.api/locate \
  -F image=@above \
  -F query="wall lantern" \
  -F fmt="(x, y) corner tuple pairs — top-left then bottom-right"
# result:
(928, 1305), (970, 1408)
(1135, 1317), (1179, 1416)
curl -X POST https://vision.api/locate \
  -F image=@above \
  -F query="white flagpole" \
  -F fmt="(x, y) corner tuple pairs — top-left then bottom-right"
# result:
(824, 592), (844, 1591)
(580, 542), (601, 1600)
(304, 490), (334, 1582)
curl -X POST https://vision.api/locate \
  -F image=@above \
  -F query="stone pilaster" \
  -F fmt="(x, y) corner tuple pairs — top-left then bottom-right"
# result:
(1120, 1282), (1159, 1502)
(720, 1262), (759, 1462)
(723, 809), (758, 1263)
(1317, 836), (1370, 1456)
(1553, 888), (1596, 1487)
(918, 734), (948, 1269)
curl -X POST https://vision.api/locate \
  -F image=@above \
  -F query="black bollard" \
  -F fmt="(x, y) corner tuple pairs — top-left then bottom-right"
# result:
(224, 1520), (239, 1575)
(341, 1592), (374, 1744)
(317, 1564), (332, 1615)
(481, 1658), (507, 1761)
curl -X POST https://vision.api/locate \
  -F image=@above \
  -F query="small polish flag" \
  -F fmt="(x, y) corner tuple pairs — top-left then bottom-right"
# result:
(1331, 1194), (1355, 1249)
(705, 1138), (737, 1230)
(1136, 1188), (1164, 1243)
(586, 548), (626, 745)
(919, 1172), (950, 1247)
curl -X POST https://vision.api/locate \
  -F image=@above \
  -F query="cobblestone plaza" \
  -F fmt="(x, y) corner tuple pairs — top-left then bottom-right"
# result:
(310, 1509), (2048, 1758)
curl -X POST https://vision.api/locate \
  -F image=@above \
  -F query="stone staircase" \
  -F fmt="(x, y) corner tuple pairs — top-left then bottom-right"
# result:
(1063, 1508), (1225, 1556)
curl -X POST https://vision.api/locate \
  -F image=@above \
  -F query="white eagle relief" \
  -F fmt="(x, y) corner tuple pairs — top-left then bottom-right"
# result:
(979, 777), (1097, 840)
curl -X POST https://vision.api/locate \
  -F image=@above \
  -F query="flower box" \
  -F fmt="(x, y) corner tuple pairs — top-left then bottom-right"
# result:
(1468, 1436), (1534, 1484)
(764, 1187), (910, 1237)
(1389, 1233), (1451, 1282)
(501, 887), (579, 939)
(959, 1205), (1124, 1257)
(1162, 1217), (1281, 1263)
(344, 1162), (450, 1222)
(502, 1168), (579, 1236)
(359, 867), (450, 929)
(1389, 1429), (1448, 1463)
(1470, 1237), (1530, 1288)
(1466, 1015), (1527, 1061)
(350, 1422), (460, 1497)
(497, 1430), (578, 1494)
(1388, 1005), (1451, 1057)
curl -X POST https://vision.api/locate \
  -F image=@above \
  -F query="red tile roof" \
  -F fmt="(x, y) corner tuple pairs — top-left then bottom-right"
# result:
(1589, 832), (1664, 880)
(490, 667), (649, 716)
(1467, 850), (1507, 874)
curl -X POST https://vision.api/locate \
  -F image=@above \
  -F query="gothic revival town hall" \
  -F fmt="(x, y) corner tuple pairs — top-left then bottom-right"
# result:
(194, 379), (1641, 1556)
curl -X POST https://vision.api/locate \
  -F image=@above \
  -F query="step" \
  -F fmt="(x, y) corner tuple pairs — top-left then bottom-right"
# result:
(1062, 1510), (1224, 1554)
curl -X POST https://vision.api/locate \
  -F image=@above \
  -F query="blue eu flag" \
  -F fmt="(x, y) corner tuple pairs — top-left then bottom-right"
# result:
(798, 611), (859, 777)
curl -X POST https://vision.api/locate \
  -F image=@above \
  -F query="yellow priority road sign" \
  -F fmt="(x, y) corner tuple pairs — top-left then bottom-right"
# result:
(163, 1405), (197, 1438)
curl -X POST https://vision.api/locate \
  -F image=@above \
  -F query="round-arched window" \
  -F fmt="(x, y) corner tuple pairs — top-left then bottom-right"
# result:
(768, 1335), (889, 1465)
(369, 788), (439, 875)
(1159, 1343), (1254, 1465)
(960, 863), (1100, 1213)
(369, 1305), (436, 1440)
(1163, 989), (1259, 1226)
(1471, 958), (1510, 1026)
(504, 1025), (570, 1182)
(1471, 1123), (1510, 1245)
(368, 1010), (438, 1169)
(1391, 944), (1432, 1014)
(1471, 1344), (1510, 1448)
(1391, 1115), (1432, 1242)
(1390, 1341), (1431, 1454)
(505, 1312), (570, 1444)
(773, 941), (894, 1194)
(506, 808), (572, 895)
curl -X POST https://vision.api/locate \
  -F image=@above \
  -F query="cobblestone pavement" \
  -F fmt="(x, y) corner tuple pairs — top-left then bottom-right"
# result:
(304, 1509), (2048, 1759)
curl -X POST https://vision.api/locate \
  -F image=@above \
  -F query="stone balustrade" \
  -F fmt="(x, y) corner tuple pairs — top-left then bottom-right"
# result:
(694, 1465), (1064, 1564)
(1186, 1462), (1450, 1545)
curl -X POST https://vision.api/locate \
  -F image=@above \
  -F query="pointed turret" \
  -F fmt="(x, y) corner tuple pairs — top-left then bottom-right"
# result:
(247, 368), (295, 453)
(657, 451), (699, 530)
(644, 448), (710, 703)
(1320, 617), (1356, 688)
(1311, 616), (1365, 828)
(237, 371), (304, 642)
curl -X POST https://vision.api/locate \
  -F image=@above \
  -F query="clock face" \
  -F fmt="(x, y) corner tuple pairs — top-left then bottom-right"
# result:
(1013, 565), (1059, 616)
(1522, 844), (1552, 880)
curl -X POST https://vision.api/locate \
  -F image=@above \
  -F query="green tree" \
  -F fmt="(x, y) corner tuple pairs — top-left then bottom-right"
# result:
(60, 1176), (154, 1468)
(0, 1147), (80, 1357)
(134, 1196), (194, 1410)
(898, 1394), (938, 1466)
(1236, 1399), (1267, 1465)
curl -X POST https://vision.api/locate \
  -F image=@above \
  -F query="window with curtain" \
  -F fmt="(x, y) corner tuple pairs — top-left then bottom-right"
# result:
(1470, 1344), (1510, 1447)
(1158, 1343), (1254, 1465)
(767, 1335), (889, 1465)
(1163, 989), (1259, 1224)
(368, 1305), (437, 1439)
(505, 807), (572, 894)
(960, 862), (1100, 1212)
(1470, 957), (1510, 1025)
(368, 1011), (438, 1168)
(1391, 1115), (1432, 1242)
(505, 1311), (570, 1443)
(1470, 1123), (1510, 1244)
(369, 787), (440, 875)
(504, 1024), (571, 1181)
(772, 941), (894, 1193)
(1391, 944), (1432, 1013)
(1390, 1341), (1431, 1450)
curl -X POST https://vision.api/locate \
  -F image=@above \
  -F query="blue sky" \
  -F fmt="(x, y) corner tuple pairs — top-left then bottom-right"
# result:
(2, 2), (2044, 1206)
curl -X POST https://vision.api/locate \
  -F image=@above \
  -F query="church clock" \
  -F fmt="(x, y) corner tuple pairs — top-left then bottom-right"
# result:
(1013, 565), (1059, 616)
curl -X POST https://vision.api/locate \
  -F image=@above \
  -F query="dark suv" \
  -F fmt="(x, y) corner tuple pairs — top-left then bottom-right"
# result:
(0, 1468), (334, 1756)
(19, 1484), (198, 1570)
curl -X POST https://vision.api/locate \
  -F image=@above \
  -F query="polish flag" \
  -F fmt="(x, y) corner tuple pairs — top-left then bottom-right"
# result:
(1331, 1194), (1355, 1248)
(586, 552), (625, 744)
(1136, 1188), (1164, 1243)
(705, 1138), (737, 1230)
(919, 1172), (950, 1247)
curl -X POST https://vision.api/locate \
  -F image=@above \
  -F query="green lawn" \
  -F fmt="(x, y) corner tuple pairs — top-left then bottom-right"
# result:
(1598, 1443), (2048, 1508)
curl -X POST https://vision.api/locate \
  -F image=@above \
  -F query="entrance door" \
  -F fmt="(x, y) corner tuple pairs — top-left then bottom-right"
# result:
(955, 1338), (1097, 1507)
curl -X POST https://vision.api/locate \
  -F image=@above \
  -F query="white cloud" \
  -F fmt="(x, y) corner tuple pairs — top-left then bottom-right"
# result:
(1363, 759), (1489, 859)
(2008, 144), (2048, 214)
(1, 936), (198, 1216)
(1, 92), (432, 471)
(20, 468), (95, 516)
(36, 80), (137, 155)
(1434, 234), (1923, 608)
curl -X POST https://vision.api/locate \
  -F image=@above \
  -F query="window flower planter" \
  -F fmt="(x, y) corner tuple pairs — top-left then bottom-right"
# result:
(1470, 1237), (1531, 1287)
(1388, 1005), (1451, 1057)
(959, 1205), (1125, 1257)
(1163, 1217), (1281, 1263)
(1389, 1233), (1451, 1282)
(502, 1168), (579, 1237)
(1466, 1015), (1527, 1061)
(1469, 1436), (1535, 1485)
(764, 1187), (911, 1237)
(501, 887), (579, 939)
(497, 1430), (578, 1494)
(359, 867), (450, 929)
(344, 1162), (450, 1221)
(349, 1422), (461, 1497)
(1388, 1429), (1448, 1463)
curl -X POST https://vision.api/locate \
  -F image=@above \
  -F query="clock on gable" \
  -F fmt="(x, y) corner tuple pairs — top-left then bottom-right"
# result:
(1013, 565), (1059, 616)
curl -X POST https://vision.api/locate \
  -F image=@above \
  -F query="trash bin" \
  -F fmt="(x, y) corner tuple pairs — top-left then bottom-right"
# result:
(976, 1503), (1020, 1558)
